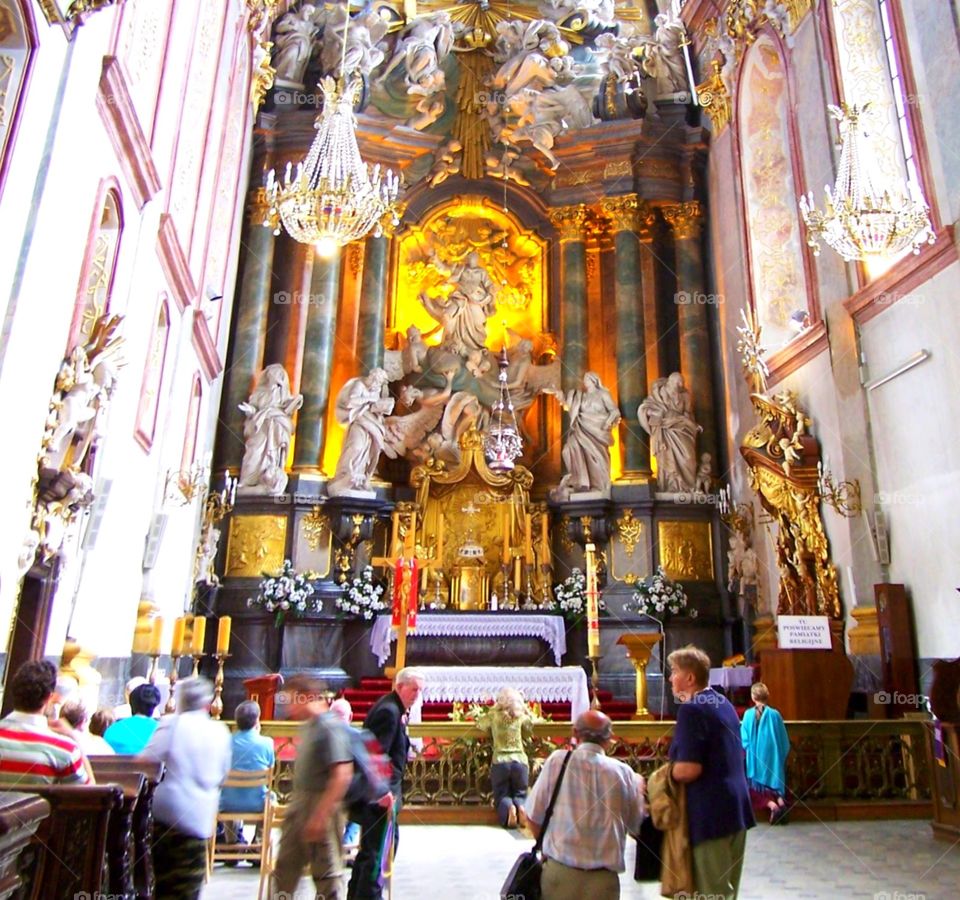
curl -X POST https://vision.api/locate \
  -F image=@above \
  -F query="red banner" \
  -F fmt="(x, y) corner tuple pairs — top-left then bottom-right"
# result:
(391, 558), (418, 631)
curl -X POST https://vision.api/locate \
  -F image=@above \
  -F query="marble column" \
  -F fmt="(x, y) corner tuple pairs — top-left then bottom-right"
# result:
(356, 232), (389, 373)
(549, 205), (590, 393)
(214, 188), (275, 473)
(662, 201), (717, 464)
(601, 195), (653, 476)
(292, 249), (342, 472)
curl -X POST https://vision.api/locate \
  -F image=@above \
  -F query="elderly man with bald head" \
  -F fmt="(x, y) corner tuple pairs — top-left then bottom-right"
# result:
(524, 709), (645, 900)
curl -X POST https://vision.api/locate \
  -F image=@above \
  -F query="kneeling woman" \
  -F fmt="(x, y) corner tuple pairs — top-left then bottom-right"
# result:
(478, 687), (534, 828)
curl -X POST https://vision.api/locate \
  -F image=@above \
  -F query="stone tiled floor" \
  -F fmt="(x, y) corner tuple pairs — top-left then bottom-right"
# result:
(203, 819), (960, 899)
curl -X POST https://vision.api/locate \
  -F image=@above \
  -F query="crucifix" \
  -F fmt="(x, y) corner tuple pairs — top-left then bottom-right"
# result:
(371, 510), (439, 677)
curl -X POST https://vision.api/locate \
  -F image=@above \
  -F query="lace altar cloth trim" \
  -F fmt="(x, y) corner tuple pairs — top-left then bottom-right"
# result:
(370, 614), (568, 666)
(408, 666), (591, 724)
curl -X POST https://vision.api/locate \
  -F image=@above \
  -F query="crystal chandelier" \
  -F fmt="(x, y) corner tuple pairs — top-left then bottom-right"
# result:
(799, 104), (934, 262)
(263, 10), (401, 259)
(484, 347), (523, 472)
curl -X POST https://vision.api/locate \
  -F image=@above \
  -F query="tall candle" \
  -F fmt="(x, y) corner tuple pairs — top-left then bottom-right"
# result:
(408, 512), (417, 553)
(524, 513), (533, 565)
(171, 617), (187, 656)
(540, 510), (549, 565)
(391, 511), (400, 554)
(585, 545), (601, 657)
(217, 616), (232, 655)
(149, 617), (164, 656)
(191, 616), (207, 655)
(502, 504), (510, 562)
(437, 515), (444, 563)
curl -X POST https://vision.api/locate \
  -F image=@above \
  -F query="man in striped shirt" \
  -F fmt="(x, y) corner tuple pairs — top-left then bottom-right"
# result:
(525, 710), (645, 900)
(0, 660), (90, 787)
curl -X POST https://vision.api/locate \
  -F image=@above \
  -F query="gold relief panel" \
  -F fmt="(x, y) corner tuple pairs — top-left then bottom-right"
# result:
(293, 508), (331, 578)
(657, 521), (714, 582)
(225, 514), (288, 578)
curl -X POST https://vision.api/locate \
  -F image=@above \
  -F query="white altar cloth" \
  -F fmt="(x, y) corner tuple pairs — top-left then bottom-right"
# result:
(369, 614), (568, 666)
(709, 667), (755, 691)
(409, 665), (590, 724)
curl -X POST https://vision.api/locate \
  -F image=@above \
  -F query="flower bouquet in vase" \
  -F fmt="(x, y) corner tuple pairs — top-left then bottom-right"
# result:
(337, 565), (387, 620)
(247, 559), (320, 628)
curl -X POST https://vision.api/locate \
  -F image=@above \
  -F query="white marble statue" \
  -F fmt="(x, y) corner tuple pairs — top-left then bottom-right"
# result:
(593, 32), (646, 82)
(17, 529), (40, 578)
(640, 13), (689, 95)
(439, 391), (483, 462)
(420, 251), (498, 357)
(551, 372), (621, 500)
(429, 140), (462, 186)
(383, 376), (454, 461)
(238, 364), (303, 496)
(320, 4), (388, 80)
(328, 368), (394, 496)
(728, 530), (761, 612)
(383, 324), (429, 383)
(273, 4), (320, 85)
(195, 524), (221, 586)
(638, 372), (701, 494)
(694, 452), (714, 494)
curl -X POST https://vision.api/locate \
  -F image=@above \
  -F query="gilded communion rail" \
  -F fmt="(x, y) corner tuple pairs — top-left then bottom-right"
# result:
(254, 718), (931, 821)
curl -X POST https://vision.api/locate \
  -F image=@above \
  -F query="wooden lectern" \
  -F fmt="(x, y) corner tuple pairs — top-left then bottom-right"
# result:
(243, 673), (284, 720)
(758, 648), (853, 720)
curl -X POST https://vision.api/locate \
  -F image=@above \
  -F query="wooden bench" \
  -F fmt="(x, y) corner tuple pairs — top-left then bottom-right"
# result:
(0, 794), (49, 900)
(89, 757), (165, 900)
(14, 783), (121, 900)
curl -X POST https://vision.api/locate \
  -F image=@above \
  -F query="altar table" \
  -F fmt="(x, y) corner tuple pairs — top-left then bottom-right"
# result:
(709, 667), (755, 691)
(370, 613), (568, 666)
(408, 665), (591, 724)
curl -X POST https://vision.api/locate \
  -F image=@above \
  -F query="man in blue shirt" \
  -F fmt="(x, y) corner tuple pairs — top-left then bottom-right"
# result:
(103, 683), (161, 754)
(668, 645), (754, 899)
(220, 700), (275, 848)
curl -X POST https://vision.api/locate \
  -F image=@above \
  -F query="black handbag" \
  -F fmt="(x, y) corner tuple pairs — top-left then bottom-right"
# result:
(500, 751), (573, 900)
(633, 814), (664, 881)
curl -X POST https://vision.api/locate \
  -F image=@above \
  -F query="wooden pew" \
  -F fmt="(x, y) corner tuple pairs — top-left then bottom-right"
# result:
(89, 757), (165, 900)
(0, 794), (49, 900)
(14, 783), (121, 900)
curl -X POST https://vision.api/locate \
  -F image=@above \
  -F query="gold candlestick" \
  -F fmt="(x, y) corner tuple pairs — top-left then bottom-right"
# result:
(191, 653), (203, 678)
(589, 654), (602, 710)
(210, 653), (229, 720)
(147, 653), (160, 685)
(165, 655), (181, 714)
(540, 563), (553, 607)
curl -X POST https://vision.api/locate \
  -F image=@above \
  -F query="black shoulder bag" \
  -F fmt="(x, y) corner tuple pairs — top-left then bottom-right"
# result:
(500, 750), (573, 900)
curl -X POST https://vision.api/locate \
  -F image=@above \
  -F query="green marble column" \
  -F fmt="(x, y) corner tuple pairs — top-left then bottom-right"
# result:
(292, 249), (342, 472)
(213, 189), (275, 473)
(663, 201), (717, 464)
(356, 233), (389, 373)
(602, 195), (653, 475)
(549, 205), (590, 393)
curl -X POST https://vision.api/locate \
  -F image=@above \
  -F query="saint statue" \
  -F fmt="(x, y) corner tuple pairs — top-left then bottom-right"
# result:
(238, 364), (303, 496)
(273, 4), (320, 85)
(551, 372), (621, 500)
(420, 251), (498, 358)
(637, 372), (700, 494)
(328, 368), (395, 496)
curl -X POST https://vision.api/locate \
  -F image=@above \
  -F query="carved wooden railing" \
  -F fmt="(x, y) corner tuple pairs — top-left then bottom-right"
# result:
(256, 718), (931, 811)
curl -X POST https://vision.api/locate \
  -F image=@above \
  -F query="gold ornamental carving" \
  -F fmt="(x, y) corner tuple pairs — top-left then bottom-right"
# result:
(697, 59), (731, 134)
(248, 186), (277, 229)
(603, 161), (632, 180)
(555, 170), (598, 188)
(558, 515), (575, 554)
(225, 514), (287, 577)
(662, 202), (703, 241)
(548, 204), (590, 243)
(250, 40), (275, 113)
(615, 509), (643, 556)
(301, 506), (329, 552)
(599, 195), (654, 234)
(657, 521), (714, 582)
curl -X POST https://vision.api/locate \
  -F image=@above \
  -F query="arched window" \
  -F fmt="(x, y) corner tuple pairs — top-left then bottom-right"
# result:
(68, 186), (124, 350)
(179, 374), (203, 489)
(134, 296), (171, 451)
(829, 0), (937, 277)
(737, 34), (814, 351)
(0, 1), (37, 201)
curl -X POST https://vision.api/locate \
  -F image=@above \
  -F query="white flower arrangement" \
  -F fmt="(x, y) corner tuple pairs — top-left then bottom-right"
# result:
(551, 568), (605, 621)
(247, 559), (319, 627)
(628, 566), (695, 621)
(337, 565), (387, 620)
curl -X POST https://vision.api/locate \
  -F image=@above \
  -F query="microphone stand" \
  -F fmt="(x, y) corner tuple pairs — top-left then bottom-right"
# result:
(638, 612), (667, 721)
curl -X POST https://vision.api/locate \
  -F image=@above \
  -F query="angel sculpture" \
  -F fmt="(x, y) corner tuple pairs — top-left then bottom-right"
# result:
(419, 251), (497, 357)
(272, 4), (320, 85)
(319, 4), (388, 81)
(429, 140), (462, 186)
(383, 325), (430, 383)
(382, 374), (455, 461)
(438, 391), (484, 462)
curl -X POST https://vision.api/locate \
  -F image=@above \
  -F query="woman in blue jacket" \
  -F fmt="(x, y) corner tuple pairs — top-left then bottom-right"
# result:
(740, 682), (791, 824)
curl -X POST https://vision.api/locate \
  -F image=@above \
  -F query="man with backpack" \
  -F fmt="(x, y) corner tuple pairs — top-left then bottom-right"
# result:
(272, 675), (354, 900)
(347, 667), (425, 900)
